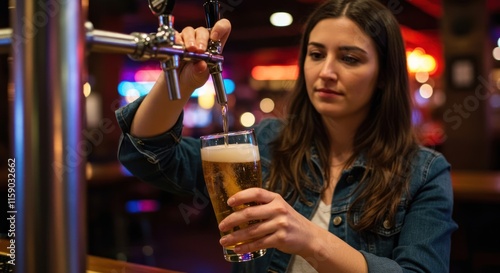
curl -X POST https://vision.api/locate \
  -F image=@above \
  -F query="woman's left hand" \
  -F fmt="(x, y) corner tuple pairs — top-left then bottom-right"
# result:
(218, 187), (316, 256)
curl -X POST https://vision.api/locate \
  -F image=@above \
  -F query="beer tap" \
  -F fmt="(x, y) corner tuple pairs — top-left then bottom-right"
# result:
(147, 0), (182, 100)
(204, 0), (228, 106)
(124, 0), (227, 105)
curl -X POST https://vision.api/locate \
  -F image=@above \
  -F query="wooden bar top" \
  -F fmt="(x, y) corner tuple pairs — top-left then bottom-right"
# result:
(452, 171), (500, 203)
(0, 239), (184, 273)
(87, 255), (184, 273)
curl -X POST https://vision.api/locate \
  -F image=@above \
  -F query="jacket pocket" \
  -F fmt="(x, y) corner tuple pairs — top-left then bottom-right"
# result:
(370, 203), (406, 237)
(353, 199), (408, 256)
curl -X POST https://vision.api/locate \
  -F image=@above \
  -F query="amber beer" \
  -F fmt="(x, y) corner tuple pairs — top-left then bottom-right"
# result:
(200, 130), (267, 262)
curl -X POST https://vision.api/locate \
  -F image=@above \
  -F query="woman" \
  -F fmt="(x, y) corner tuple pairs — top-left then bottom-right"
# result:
(116, 0), (457, 272)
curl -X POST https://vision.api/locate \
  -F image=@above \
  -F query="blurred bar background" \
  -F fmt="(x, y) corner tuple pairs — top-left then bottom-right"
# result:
(0, 0), (499, 273)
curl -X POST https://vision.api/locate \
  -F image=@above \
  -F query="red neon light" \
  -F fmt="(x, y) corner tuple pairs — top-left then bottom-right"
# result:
(135, 69), (162, 82)
(251, 65), (299, 81)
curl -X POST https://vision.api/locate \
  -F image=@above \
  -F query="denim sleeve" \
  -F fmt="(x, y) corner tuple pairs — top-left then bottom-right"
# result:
(359, 252), (402, 273)
(361, 151), (457, 273)
(115, 96), (205, 195)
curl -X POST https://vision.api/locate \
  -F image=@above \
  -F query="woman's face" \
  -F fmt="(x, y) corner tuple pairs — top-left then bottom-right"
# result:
(305, 17), (379, 123)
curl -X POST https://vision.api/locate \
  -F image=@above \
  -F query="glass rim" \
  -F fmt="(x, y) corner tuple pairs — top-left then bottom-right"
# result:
(199, 129), (255, 140)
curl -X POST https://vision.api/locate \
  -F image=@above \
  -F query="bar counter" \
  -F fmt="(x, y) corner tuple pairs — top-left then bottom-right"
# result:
(451, 171), (500, 203)
(87, 255), (184, 273)
(0, 239), (184, 273)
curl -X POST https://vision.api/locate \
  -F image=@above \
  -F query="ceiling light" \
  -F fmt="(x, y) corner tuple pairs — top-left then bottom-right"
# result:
(270, 12), (293, 27)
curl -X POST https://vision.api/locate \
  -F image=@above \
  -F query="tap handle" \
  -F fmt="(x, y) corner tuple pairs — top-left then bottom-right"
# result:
(204, 0), (220, 30)
(148, 0), (176, 16)
(203, 0), (226, 106)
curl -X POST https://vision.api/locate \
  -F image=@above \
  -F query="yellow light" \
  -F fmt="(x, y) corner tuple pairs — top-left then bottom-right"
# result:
(407, 48), (437, 74)
(85, 162), (93, 180)
(198, 92), (215, 109)
(259, 98), (275, 113)
(421, 54), (437, 74)
(197, 79), (216, 109)
(240, 112), (256, 127)
(407, 48), (425, 72)
(83, 82), (91, 97)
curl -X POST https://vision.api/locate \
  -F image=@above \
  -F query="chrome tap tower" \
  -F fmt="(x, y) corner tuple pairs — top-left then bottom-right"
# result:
(85, 0), (228, 104)
(0, 0), (227, 272)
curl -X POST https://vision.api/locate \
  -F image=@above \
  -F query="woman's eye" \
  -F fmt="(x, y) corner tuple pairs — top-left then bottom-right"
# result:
(308, 51), (324, 60)
(342, 55), (359, 64)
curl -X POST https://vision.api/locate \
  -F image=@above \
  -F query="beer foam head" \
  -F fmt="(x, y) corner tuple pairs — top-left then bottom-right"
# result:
(201, 143), (260, 162)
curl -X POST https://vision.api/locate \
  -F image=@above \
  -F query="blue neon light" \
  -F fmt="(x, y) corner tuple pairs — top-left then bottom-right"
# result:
(126, 199), (160, 213)
(118, 79), (235, 98)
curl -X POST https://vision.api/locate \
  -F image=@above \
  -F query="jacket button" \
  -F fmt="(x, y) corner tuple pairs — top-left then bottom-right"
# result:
(383, 219), (392, 229)
(333, 216), (342, 226)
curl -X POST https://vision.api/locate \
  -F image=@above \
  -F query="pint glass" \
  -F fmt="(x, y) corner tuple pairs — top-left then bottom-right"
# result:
(200, 129), (267, 262)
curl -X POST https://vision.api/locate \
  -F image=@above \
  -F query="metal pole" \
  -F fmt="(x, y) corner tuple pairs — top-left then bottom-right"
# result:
(12, 0), (86, 272)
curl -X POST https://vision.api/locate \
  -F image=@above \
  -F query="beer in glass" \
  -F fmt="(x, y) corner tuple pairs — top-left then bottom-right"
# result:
(200, 129), (266, 262)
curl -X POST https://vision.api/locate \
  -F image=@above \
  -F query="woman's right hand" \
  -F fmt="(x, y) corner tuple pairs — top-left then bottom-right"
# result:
(175, 18), (232, 94)
(129, 19), (231, 138)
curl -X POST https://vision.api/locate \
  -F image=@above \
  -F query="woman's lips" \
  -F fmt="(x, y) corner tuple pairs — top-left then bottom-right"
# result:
(315, 88), (344, 97)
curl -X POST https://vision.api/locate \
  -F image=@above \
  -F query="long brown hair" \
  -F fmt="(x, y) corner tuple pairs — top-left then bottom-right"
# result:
(267, 0), (418, 232)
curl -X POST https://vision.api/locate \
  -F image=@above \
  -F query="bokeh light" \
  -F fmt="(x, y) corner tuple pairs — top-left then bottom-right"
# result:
(270, 12), (293, 27)
(493, 47), (500, 61)
(83, 82), (91, 97)
(259, 98), (275, 113)
(415, 71), (429, 83)
(419, 84), (433, 99)
(240, 112), (256, 127)
(407, 47), (437, 74)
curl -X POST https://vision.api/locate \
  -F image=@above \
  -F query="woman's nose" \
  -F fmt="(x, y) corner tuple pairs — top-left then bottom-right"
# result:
(318, 57), (338, 80)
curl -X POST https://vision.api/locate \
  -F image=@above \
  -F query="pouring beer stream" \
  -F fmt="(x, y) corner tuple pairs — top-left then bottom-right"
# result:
(204, 0), (230, 140)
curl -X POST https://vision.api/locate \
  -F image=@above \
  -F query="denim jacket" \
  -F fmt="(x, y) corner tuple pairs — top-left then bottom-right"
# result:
(116, 96), (457, 273)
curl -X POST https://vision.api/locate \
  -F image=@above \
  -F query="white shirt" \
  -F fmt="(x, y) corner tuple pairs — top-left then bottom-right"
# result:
(287, 200), (332, 273)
